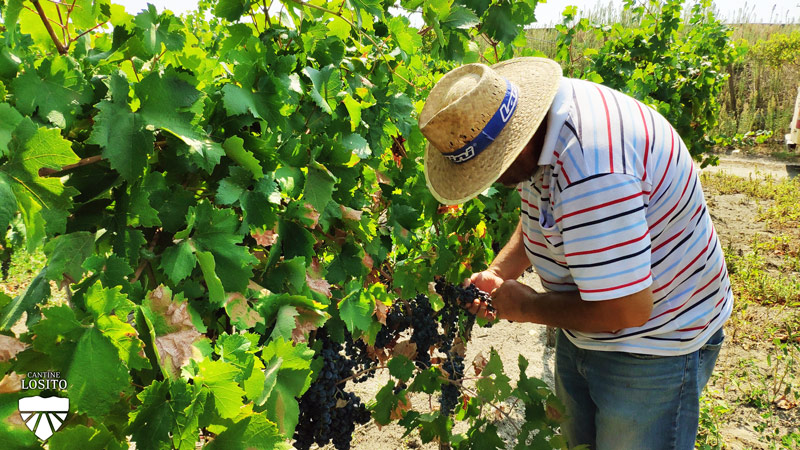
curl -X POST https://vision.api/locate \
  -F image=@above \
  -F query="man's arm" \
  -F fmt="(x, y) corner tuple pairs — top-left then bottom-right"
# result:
(486, 218), (531, 280)
(488, 281), (653, 333)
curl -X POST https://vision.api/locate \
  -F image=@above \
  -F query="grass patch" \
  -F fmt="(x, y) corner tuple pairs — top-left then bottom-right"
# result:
(698, 170), (800, 448)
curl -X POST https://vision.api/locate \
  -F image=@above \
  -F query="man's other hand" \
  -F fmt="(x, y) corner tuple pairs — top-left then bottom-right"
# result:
(465, 269), (504, 294)
(462, 269), (504, 320)
(490, 279), (532, 322)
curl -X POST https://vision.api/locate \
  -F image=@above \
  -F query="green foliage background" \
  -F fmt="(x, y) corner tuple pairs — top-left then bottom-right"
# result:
(0, 0), (735, 448)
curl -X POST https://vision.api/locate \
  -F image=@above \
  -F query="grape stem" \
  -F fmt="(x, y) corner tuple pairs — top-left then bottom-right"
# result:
(38, 155), (104, 177)
(31, 0), (68, 54)
(336, 364), (388, 385)
(132, 229), (161, 284)
(448, 382), (522, 434)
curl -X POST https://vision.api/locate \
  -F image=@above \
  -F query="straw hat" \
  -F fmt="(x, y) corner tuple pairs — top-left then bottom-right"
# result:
(420, 57), (562, 205)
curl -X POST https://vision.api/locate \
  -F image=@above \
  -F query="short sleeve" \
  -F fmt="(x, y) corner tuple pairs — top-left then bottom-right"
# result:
(552, 173), (653, 301)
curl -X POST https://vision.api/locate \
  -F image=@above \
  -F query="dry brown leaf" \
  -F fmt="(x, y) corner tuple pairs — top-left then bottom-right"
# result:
(367, 346), (389, 364)
(163, 301), (194, 331)
(0, 372), (23, 394)
(451, 337), (467, 358)
(304, 203), (320, 228)
(362, 253), (374, 272)
(248, 280), (272, 296)
(309, 258), (323, 276)
(472, 352), (488, 376)
(390, 393), (412, 420)
(292, 308), (325, 344)
(375, 170), (392, 185)
(252, 227), (279, 246)
(340, 205), (363, 221)
(776, 395), (797, 410)
(3, 402), (25, 428)
(306, 273), (332, 298)
(148, 286), (198, 332)
(0, 335), (27, 362)
(147, 286), (205, 376)
(155, 328), (203, 377)
(492, 405), (506, 421)
(10, 312), (28, 337)
(545, 401), (564, 422)
(146, 285), (171, 318)
(392, 340), (417, 361)
(225, 293), (262, 329)
(335, 398), (349, 408)
(374, 301), (389, 325)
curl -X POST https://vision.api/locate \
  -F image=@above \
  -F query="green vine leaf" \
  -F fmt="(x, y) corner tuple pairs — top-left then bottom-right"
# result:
(0, 103), (23, 157)
(10, 56), (92, 129)
(0, 267), (49, 331)
(88, 72), (154, 182)
(223, 136), (263, 180)
(196, 358), (246, 420)
(160, 241), (197, 284)
(204, 412), (290, 450)
(67, 327), (132, 420)
(43, 231), (95, 283)
(1, 121), (79, 248)
(48, 424), (126, 450)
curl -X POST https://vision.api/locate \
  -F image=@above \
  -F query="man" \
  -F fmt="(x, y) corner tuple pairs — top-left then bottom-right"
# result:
(418, 57), (732, 449)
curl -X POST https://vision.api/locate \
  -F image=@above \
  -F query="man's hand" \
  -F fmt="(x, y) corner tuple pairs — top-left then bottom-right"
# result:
(465, 269), (504, 293)
(489, 279), (533, 322)
(463, 269), (504, 320)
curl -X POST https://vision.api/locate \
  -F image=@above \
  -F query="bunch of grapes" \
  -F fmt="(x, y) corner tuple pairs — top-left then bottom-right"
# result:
(374, 301), (411, 349)
(439, 354), (465, 415)
(409, 293), (439, 368)
(293, 334), (371, 450)
(434, 278), (495, 314)
(344, 330), (377, 383)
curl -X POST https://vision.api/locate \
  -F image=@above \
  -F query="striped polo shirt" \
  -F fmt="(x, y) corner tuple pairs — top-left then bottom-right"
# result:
(519, 77), (733, 355)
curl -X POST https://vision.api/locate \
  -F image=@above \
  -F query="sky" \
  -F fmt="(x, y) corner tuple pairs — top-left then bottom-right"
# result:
(115, 0), (800, 25)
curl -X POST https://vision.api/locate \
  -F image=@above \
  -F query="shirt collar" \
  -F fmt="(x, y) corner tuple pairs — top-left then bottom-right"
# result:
(537, 77), (573, 167)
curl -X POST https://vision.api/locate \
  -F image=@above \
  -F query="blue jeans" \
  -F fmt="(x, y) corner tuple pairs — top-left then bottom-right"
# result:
(555, 328), (724, 450)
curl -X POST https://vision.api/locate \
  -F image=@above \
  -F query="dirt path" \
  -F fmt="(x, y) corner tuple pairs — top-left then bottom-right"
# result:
(698, 153), (800, 179)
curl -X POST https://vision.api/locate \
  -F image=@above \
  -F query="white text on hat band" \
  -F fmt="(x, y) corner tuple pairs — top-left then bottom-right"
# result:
(441, 79), (519, 164)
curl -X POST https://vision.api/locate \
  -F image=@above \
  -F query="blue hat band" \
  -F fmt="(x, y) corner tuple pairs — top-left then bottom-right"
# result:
(441, 79), (519, 164)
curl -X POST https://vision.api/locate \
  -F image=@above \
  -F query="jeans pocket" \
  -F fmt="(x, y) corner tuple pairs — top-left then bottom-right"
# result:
(701, 327), (725, 351)
(699, 327), (725, 388)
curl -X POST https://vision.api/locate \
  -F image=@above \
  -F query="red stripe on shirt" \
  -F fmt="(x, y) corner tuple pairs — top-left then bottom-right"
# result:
(596, 86), (614, 172)
(556, 191), (643, 223)
(652, 127), (675, 199)
(652, 233), (714, 294)
(521, 197), (539, 211)
(578, 272), (652, 294)
(676, 323), (710, 333)
(522, 231), (547, 249)
(651, 205), (703, 252)
(557, 159), (572, 184)
(651, 265), (725, 321)
(650, 163), (695, 230)
(636, 101), (649, 180)
(564, 229), (649, 257)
